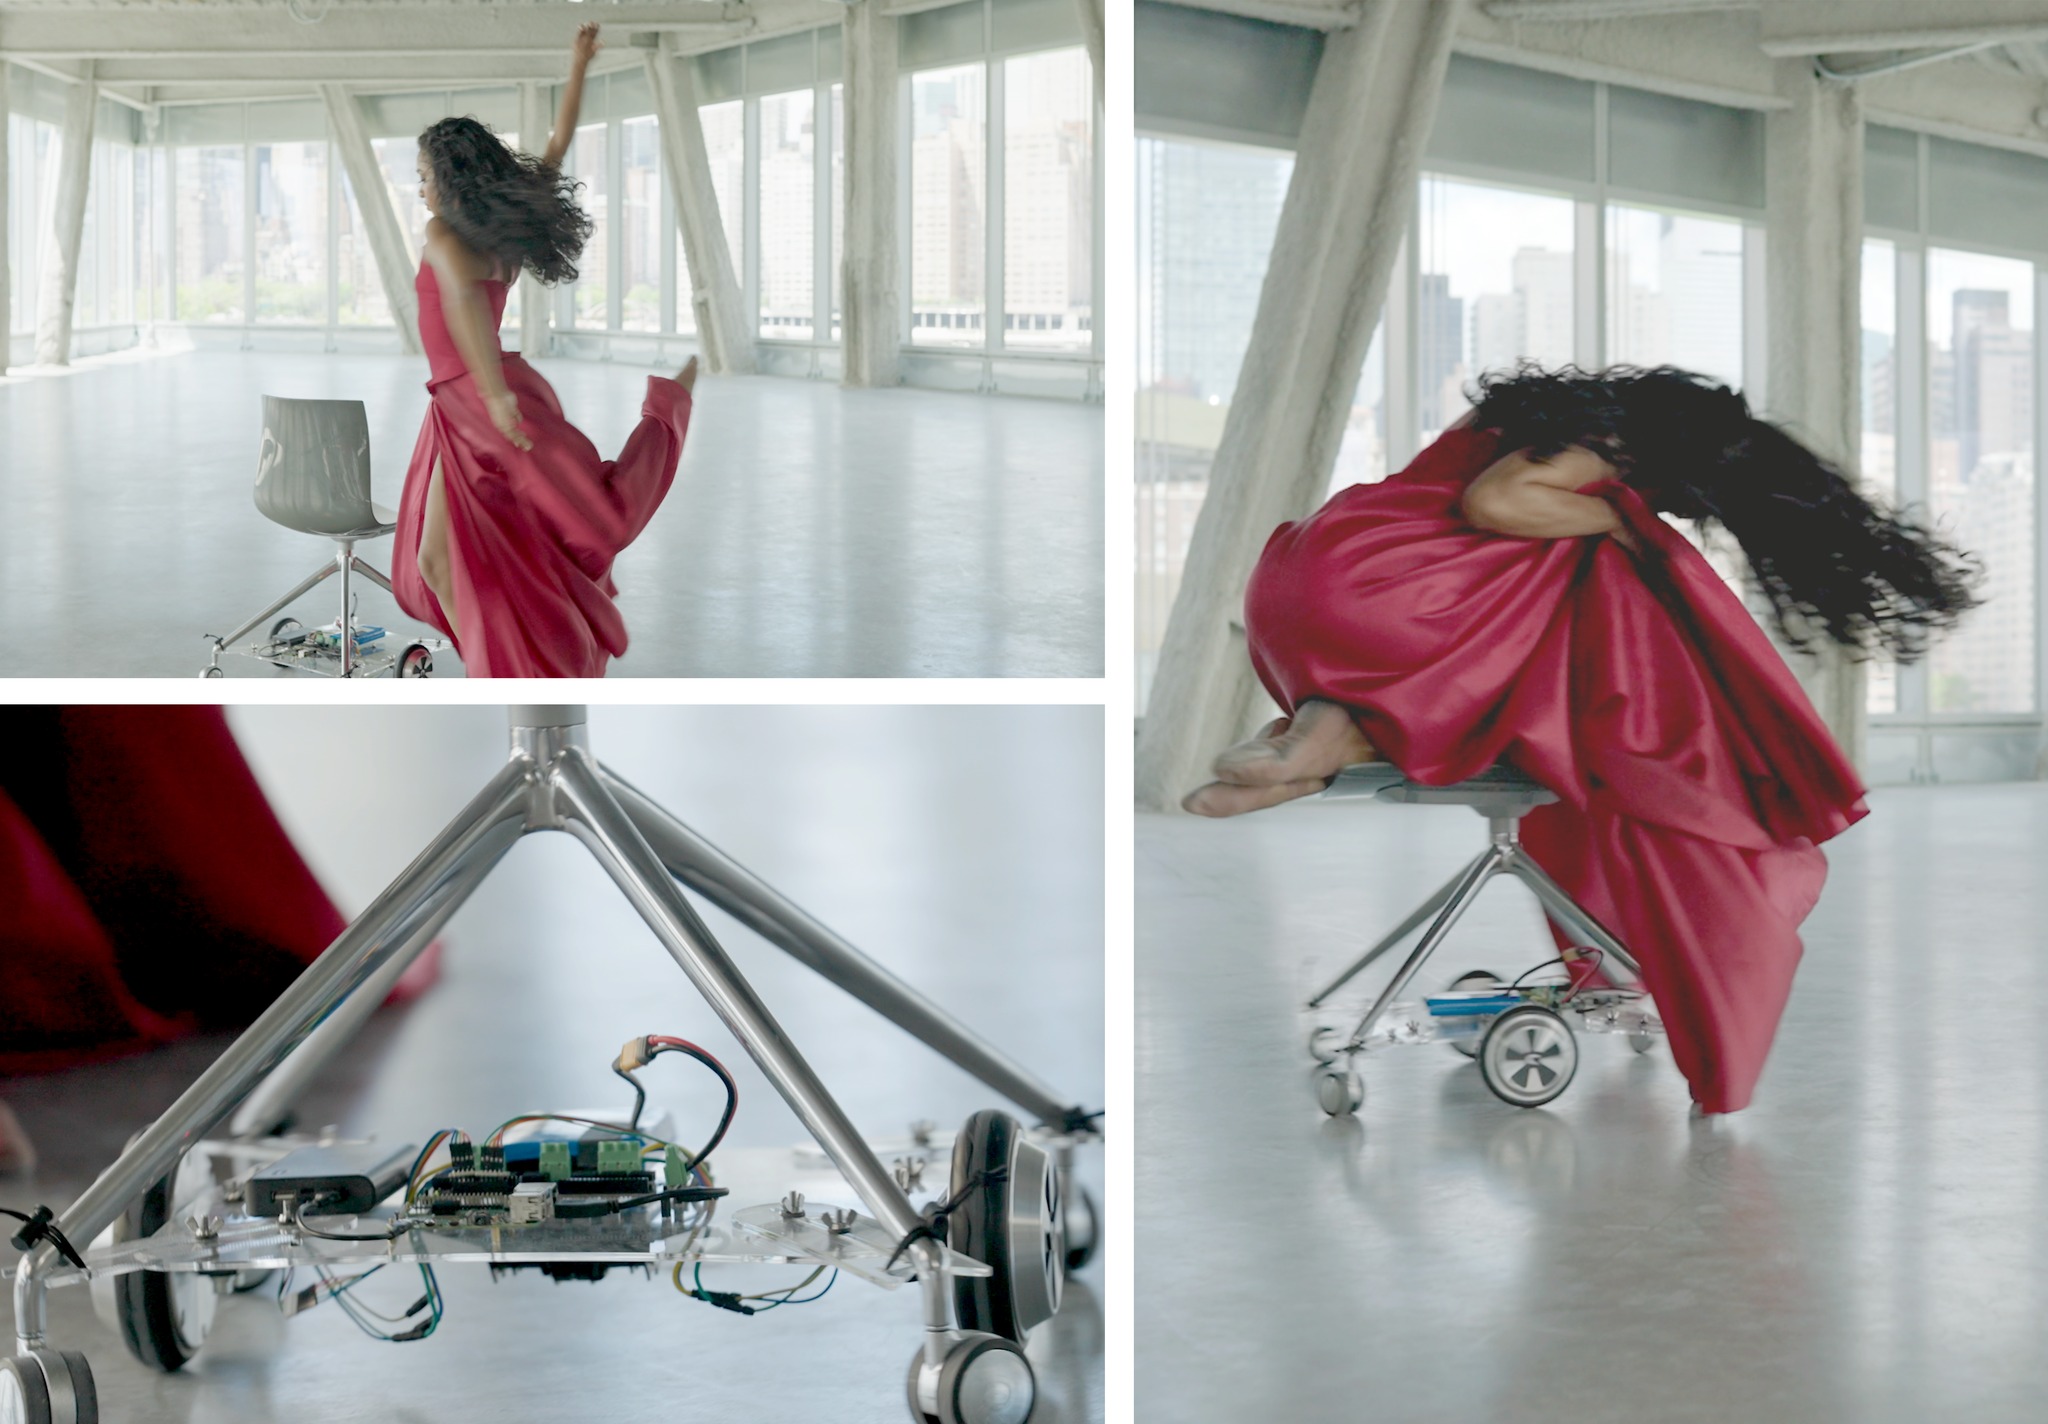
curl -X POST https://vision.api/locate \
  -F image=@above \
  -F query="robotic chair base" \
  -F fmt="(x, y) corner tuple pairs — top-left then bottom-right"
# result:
(1302, 764), (1665, 1116)
(6, 708), (1100, 1424)
(201, 396), (447, 679)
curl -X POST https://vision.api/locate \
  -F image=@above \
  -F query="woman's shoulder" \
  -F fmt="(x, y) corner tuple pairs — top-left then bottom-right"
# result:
(423, 218), (497, 280)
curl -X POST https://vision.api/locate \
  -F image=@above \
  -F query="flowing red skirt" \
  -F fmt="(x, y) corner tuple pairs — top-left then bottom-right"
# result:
(1245, 426), (1868, 1112)
(0, 709), (360, 1074)
(391, 359), (691, 679)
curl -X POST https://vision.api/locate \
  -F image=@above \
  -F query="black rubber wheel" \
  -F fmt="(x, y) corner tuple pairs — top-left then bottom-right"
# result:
(1063, 1184), (1099, 1272)
(110, 1162), (214, 1372)
(947, 1111), (1063, 1346)
(270, 617), (302, 640)
(0, 1354), (52, 1424)
(199, 666), (224, 679)
(398, 643), (433, 678)
(0, 1352), (96, 1424)
(1478, 1005), (1578, 1109)
(907, 1333), (1036, 1424)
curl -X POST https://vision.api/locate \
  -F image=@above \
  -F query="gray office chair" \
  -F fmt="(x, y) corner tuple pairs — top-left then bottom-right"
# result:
(202, 396), (438, 678)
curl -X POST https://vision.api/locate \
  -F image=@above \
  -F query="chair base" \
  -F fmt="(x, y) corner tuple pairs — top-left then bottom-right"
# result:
(202, 538), (444, 679)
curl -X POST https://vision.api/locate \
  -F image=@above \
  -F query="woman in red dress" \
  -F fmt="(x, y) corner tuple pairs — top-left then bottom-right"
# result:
(1186, 366), (1979, 1114)
(393, 23), (696, 678)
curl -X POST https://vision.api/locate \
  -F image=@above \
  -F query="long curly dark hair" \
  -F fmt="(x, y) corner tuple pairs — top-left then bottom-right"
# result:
(418, 116), (591, 284)
(1466, 363), (1980, 660)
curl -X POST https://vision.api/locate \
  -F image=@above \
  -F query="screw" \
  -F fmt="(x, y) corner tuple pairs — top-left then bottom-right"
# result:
(821, 1208), (857, 1235)
(779, 1192), (807, 1220)
(910, 1119), (936, 1148)
(893, 1157), (926, 1194)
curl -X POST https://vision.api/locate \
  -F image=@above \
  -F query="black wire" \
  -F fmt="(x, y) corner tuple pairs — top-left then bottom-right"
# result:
(884, 1165), (1008, 1277)
(1508, 947), (1606, 1003)
(648, 1041), (738, 1168)
(552, 1184), (728, 1220)
(613, 1065), (648, 1134)
(3, 1207), (87, 1270)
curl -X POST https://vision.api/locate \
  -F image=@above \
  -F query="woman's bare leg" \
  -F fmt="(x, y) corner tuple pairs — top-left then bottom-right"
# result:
(677, 356), (699, 391)
(419, 456), (459, 641)
(1181, 701), (1381, 818)
(0, 1101), (36, 1176)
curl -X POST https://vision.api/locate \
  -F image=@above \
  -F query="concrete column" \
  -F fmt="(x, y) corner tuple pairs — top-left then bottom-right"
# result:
(840, 0), (900, 388)
(1074, 0), (1105, 109)
(518, 79), (551, 359)
(1, 61), (11, 376)
(1764, 60), (1866, 770)
(34, 62), (98, 366)
(320, 81), (421, 355)
(1134, 0), (1462, 811)
(641, 37), (754, 374)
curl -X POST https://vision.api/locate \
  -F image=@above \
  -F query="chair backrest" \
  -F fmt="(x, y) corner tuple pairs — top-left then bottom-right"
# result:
(254, 396), (379, 536)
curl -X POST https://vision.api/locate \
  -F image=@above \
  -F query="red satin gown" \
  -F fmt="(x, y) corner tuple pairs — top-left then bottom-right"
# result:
(1245, 426), (1869, 1113)
(1, 709), (350, 1073)
(392, 264), (692, 678)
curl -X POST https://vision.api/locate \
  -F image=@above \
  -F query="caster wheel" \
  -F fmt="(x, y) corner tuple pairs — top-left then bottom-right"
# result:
(90, 1149), (216, 1371)
(0, 1350), (98, 1424)
(398, 643), (434, 678)
(1062, 1184), (1099, 1272)
(907, 1332), (1036, 1424)
(270, 617), (302, 639)
(1307, 1025), (1343, 1065)
(1316, 1067), (1363, 1116)
(1479, 1005), (1578, 1109)
(948, 1110), (1063, 1345)
(1629, 1031), (1657, 1055)
(199, 666), (224, 679)
(1443, 970), (1504, 1059)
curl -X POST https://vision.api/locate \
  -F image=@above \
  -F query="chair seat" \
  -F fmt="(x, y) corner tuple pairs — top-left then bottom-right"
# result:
(272, 504), (397, 542)
(1322, 762), (1558, 812)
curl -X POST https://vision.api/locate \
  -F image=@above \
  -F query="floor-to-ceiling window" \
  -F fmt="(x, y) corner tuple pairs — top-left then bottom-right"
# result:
(1864, 237), (1901, 716)
(759, 88), (816, 340)
(570, 122), (608, 329)
(1418, 175), (1576, 442)
(1002, 46), (1093, 351)
(619, 115), (661, 333)
(254, 140), (326, 323)
(175, 146), (245, 323)
(909, 63), (987, 348)
(1927, 249), (2034, 716)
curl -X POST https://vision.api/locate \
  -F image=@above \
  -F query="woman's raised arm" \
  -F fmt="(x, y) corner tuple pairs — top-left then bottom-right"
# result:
(1461, 445), (1635, 548)
(541, 24), (601, 169)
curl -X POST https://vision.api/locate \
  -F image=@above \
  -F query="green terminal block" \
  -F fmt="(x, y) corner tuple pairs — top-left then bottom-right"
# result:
(539, 1141), (573, 1182)
(596, 1140), (641, 1175)
(665, 1144), (689, 1190)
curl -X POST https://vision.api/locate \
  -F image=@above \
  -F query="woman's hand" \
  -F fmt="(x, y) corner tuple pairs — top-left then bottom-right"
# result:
(1610, 523), (1641, 555)
(485, 389), (532, 451)
(571, 22), (602, 68)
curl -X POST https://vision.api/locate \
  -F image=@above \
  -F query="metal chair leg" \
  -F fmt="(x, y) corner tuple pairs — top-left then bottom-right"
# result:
(1502, 852), (1646, 983)
(350, 555), (395, 596)
(1307, 852), (1490, 1008)
(602, 765), (1080, 1130)
(13, 759), (531, 1350)
(213, 560), (339, 651)
(551, 753), (963, 1352)
(1342, 847), (1506, 1051)
(336, 541), (356, 677)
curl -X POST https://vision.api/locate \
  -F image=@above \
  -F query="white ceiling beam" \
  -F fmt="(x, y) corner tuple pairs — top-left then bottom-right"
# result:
(1482, 0), (1756, 19)
(1759, 1), (2048, 57)
(1150, 0), (1362, 32)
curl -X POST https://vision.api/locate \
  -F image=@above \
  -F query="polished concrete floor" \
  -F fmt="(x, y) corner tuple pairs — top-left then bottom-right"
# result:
(2, 707), (1105, 1422)
(1138, 783), (2048, 1424)
(0, 352), (1104, 678)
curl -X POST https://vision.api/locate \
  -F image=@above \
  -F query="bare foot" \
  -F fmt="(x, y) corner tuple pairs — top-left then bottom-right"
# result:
(1182, 777), (1330, 817)
(1211, 700), (1379, 787)
(677, 356), (699, 393)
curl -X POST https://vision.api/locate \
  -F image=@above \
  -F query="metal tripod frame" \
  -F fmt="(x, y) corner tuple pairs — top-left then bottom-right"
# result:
(1306, 807), (1648, 1054)
(206, 538), (394, 677)
(13, 706), (1092, 1377)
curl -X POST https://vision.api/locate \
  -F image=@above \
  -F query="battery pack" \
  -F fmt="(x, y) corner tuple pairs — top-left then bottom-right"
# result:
(246, 1142), (418, 1217)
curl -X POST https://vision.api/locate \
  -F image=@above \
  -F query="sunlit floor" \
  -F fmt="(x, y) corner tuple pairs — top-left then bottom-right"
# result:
(0, 351), (1104, 679)
(1138, 783), (2048, 1424)
(1, 706), (1105, 1423)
